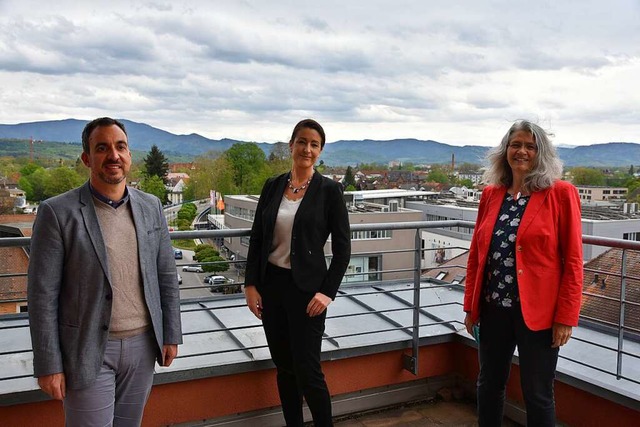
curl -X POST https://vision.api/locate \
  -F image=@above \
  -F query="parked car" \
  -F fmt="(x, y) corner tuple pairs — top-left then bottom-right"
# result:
(182, 265), (203, 273)
(205, 275), (228, 292)
(204, 275), (227, 285)
(174, 249), (183, 259)
(177, 273), (182, 284)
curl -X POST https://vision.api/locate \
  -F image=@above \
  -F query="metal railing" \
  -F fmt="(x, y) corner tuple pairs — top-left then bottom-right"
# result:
(1, 221), (639, 389)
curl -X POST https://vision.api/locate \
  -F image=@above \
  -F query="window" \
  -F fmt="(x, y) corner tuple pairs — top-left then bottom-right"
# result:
(368, 256), (380, 281)
(426, 214), (473, 235)
(351, 230), (391, 240)
(226, 205), (256, 221)
(451, 274), (466, 285)
(435, 271), (447, 280)
(340, 255), (381, 283)
(623, 232), (640, 241)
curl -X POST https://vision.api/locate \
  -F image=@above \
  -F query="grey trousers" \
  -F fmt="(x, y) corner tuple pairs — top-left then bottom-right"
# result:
(64, 330), (157, 427)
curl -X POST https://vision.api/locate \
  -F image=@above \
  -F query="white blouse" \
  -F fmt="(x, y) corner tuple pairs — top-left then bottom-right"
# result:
(268, 195), (302, 269)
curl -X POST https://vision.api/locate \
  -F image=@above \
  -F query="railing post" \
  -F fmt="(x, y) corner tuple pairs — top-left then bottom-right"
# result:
(403, 228), (421, 375)
(616, 249), (627, 379)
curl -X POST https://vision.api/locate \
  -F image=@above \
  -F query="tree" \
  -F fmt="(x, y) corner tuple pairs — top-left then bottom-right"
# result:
(225, 142), (270, 194)
(74, 157), (90, 181)
(20, 163), (41, 176)
(267, 142), (291, 177)
(44, 167), (84, 199)
(268, 142), (290, 162)
(458, 178), (474, 188)
(184, 155), (238, 202)
(19, 167), (48, 201)
(570, 167), (605, 186)
(180, 202), (198, 217)
(629, 165), (635, 176)
(0, 158), (24, 184)
(193, 244), (229, 273)
(194, 244), (219, 261)
(173, 203), (197, 229)
(458, 162), (481, 174)
(140, 175), (167, 202)
(344, 166), (356, 188)
(427, 166), (450, 184)
(176, 219), (191, 230)
(143, 145), (169, 182)
(201, 255), (229, 273)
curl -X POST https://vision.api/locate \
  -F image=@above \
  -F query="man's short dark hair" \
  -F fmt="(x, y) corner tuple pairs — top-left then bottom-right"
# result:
(82, 117), (127, 154)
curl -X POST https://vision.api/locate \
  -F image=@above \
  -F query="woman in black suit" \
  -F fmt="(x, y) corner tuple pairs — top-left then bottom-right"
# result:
(244, 119), (351, 427)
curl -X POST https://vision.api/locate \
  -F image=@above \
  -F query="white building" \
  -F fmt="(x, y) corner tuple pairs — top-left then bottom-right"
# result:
(407, 192), (640, 262)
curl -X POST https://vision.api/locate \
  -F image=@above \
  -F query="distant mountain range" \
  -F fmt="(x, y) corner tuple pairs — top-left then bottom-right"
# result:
(1, 119), (639, 167)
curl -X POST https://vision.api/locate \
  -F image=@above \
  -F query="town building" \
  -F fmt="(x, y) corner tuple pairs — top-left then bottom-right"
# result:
(407, 188), (640, 262)
(0, 215), (34, 314)
(217, 191), (424, 283)
(576, 185), (628, 202)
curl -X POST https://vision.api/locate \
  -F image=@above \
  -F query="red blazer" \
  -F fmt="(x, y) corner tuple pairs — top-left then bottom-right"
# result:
(464, 180), (584, 331)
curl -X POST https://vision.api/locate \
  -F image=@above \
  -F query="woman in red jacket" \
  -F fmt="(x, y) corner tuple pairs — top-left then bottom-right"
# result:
(464, 120), (583, 427)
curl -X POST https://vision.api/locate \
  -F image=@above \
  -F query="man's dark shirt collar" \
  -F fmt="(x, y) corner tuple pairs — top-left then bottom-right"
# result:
(89, 182), (130, 209)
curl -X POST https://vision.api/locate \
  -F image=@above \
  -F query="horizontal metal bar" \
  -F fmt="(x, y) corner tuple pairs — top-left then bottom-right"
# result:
(2, 219), (640, 392)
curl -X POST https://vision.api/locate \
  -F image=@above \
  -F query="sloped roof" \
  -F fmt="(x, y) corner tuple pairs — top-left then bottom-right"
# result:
(0, 218), (30, 302)
(0, 247), (27, 301)
(582, 248), (640, 333)
(423, 251), (469, 285)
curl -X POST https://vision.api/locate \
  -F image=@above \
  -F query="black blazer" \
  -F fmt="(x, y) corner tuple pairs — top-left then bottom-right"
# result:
(245, 171), (351, 299)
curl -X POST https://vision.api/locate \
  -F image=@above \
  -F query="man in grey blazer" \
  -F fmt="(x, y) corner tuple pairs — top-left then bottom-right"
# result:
(27, 117), (182, 426)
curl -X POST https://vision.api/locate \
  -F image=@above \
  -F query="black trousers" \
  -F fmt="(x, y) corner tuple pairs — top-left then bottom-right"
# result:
(477, 302), (559, 427)
(261, 262), (333, 427)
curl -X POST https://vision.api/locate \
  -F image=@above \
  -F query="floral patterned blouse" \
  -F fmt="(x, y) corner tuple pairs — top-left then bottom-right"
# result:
(483, 193), (530, 308)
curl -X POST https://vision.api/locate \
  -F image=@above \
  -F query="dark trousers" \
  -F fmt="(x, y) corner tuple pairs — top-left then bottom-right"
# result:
(261, 263), (333, 427)
(477, 303), (559, 427)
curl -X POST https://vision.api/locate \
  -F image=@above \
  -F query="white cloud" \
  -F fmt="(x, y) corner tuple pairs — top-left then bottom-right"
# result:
(0, 0), (639, 146)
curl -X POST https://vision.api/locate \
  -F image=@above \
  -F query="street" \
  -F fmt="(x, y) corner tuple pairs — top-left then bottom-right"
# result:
(174, 247), (242, 300)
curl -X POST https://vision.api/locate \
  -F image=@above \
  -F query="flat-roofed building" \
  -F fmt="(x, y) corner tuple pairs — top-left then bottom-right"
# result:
(220, 193), (424, 283)
(576, 185), (628, 202)
(407, 188), (640, 262)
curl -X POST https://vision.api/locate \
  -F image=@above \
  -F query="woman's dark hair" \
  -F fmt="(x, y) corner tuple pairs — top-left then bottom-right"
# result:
(81, 117), (127, 154)
(289, 119), (326, 148)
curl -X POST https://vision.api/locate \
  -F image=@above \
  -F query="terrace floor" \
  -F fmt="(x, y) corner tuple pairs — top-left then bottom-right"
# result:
(333, 399), (522, 427)
(180, 398), (521, 427)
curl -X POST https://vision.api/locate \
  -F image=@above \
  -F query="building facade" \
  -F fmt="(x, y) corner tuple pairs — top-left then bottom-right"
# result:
(576, 185), (628, 202)
(219, 193), (424, 284)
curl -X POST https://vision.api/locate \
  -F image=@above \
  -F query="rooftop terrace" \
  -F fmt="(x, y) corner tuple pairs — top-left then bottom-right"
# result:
(0, 221), (638, 426)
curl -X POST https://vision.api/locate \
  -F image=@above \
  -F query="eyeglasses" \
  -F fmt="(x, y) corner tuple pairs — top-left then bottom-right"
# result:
(508, 142), (538, 152)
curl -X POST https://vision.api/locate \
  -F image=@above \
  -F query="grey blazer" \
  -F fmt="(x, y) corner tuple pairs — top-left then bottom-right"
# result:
(27, 182), (183, 390)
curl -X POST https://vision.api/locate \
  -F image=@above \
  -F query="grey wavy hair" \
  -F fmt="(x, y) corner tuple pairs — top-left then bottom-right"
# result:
(482, 120), (563, 192)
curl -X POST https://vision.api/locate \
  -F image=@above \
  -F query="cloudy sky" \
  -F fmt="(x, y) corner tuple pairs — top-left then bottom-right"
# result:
(0, 0), (638, 146)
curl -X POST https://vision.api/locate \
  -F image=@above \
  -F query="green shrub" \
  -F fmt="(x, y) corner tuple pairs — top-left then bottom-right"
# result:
(201, 255), (229, 273)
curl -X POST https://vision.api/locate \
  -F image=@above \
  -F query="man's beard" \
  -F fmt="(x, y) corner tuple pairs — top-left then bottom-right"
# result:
(98, 163), (127, 185)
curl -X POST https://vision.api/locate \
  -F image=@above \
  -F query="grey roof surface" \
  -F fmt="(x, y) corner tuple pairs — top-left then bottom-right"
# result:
(1, 280), (638, 411)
